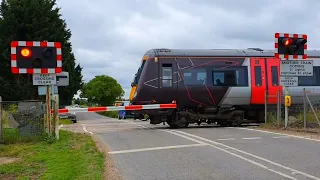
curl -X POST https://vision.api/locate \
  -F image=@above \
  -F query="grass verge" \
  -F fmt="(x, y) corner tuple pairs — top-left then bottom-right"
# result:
(255, 111), (320, 139)
(59, 118), (73, 125)
(0, 130), (104, 180)
(98, 111), (119, 118)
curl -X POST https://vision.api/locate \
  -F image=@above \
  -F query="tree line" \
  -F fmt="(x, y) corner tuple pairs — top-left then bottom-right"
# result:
(0, 0), (125, 106)
(0, 0), (82, 105)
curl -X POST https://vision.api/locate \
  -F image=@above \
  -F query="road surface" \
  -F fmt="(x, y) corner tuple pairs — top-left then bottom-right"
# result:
(62, 112), (320, 180)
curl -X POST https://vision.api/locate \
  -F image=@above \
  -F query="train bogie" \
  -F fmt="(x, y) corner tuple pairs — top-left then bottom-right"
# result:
(130, 48), (320, 128)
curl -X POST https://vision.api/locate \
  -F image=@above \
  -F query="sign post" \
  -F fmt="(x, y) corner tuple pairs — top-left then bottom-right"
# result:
(275, 33), (308, 128)
(10, 41), (62, 139)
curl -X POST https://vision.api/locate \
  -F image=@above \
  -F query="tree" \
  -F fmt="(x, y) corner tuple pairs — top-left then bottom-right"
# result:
(0, 0), (83, 103)
(82, 75), (125, 106)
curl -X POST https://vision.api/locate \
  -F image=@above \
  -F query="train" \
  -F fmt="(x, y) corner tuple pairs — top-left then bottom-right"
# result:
(129, 48), (320, 128)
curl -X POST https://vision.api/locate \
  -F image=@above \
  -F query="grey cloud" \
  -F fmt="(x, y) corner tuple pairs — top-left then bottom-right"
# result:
(56, 0), (320, 98)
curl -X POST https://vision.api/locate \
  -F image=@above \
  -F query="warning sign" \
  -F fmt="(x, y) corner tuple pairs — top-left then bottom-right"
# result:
(280, 60), (313, 76)
(280, 77), (298, 86)
(32, 74), (57, 85)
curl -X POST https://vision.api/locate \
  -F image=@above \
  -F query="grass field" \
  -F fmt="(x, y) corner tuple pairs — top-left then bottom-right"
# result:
(0, 130), (104, 180)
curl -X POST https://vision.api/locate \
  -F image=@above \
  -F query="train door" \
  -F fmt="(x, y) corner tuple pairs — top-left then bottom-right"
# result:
(266, 58), (282, 104)
(250, 58), (266, 104)
(159, 58), (179, 103)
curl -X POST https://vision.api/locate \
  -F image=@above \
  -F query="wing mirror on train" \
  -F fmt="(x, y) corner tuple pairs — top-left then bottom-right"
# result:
(278, 37), (307, 55)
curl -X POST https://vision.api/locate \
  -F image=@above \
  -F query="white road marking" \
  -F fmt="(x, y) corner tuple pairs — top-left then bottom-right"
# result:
(216, 138), (235, 141)
(82, 124), (93, 134)
(162, 130), (298, 180)
(138, 125), (149, 129)
(238, 127), (320, 142)
(108, 144), (208, 154)
(272, 136), (289, 139)
(90, 123), (142, 126)
(164, 131), (210, 145)
(242, 137), (261, 140)
(166, 130), (320, 180)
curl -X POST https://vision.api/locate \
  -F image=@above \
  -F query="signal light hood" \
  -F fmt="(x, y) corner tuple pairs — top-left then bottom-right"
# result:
(296, 38), (307, 45)
(32, 57), (41, 68)
(43, 48), (53, 58)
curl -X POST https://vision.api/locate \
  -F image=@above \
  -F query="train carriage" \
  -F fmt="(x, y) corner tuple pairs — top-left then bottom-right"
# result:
(129, 48), (320, 128)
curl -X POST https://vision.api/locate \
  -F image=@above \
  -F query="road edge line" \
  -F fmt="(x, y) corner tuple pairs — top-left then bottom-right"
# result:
(238, 127), (320, 142)
(82, 124), (93, 134)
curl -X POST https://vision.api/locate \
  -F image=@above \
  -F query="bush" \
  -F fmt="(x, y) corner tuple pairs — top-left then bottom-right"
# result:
(98, 111), (118, 118)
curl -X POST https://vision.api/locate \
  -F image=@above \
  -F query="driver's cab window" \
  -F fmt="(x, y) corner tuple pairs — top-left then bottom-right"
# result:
(162, 64), (172, 87)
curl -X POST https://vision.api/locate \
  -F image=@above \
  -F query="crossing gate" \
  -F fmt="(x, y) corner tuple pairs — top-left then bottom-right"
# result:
(51, 103), (177, 114)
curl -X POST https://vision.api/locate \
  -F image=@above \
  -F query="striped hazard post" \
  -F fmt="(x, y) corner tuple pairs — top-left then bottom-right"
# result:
(52, 103), (177, 114)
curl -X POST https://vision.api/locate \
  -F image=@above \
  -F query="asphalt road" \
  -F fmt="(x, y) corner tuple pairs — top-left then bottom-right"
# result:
(62, 112), (320, 180)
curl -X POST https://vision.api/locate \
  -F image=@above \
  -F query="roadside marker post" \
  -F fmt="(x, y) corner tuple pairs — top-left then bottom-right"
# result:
(275, 33), (309, 128)
(10, 40), (63, 139)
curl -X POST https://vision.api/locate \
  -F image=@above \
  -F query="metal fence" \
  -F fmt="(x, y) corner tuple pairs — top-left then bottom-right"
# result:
(265, 89), (320, 132)
(0, 96), (46, 143)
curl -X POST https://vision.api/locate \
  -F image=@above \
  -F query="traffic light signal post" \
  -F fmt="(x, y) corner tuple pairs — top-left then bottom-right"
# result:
(275, 33), (310, 128)
(10, 41), (64, 139)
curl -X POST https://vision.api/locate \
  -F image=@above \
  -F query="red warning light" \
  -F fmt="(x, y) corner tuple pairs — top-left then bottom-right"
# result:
(20, 48), (32, 58)
(283, 38), (292, 46)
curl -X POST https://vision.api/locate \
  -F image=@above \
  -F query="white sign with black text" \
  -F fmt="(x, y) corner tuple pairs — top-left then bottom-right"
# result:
(33, 73), (57, 85)
(280, 77), (298, 86)
(280, 60), (313, 76)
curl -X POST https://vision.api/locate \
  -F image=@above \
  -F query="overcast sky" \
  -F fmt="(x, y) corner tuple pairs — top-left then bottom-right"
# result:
(56, 0), (320, 99)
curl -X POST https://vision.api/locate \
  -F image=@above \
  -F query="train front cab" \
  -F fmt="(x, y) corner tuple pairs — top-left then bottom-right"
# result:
(249, 58), (282, 122)
(131, 52), (183, 124)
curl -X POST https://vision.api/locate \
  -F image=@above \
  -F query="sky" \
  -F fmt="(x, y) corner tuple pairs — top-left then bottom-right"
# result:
(55, 0), (320, 99)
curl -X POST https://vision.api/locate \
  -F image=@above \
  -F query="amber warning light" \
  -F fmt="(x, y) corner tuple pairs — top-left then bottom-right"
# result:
(283, 38), (293, 46)
(20, 48), (32, 58)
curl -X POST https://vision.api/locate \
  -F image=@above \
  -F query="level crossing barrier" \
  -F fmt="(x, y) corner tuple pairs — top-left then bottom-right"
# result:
(51, 103), (177, 114)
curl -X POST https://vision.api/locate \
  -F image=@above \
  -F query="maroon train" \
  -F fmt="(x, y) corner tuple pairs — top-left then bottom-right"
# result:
(129, 48), (320, 128)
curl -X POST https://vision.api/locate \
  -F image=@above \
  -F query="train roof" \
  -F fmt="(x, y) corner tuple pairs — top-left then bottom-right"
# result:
(145, 48), (320, 58)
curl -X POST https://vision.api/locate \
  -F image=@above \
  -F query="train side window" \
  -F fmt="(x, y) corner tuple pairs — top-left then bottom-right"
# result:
(298, 67), (320, 86)
(213, 72), (225, 86)
(162, 64), (172, 87)
(254, 66), (262, 86)
(183, 68), (206, 85)
(271, 66), (278, 86)
(212, 67), (248, 87)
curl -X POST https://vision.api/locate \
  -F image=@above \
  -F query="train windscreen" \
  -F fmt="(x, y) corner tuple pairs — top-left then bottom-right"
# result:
(130, 60), (146, 101)
(131, 60), (146, 86)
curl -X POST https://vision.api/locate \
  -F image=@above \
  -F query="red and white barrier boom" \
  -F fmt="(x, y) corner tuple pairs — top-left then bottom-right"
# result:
(53, 103), (177, 114)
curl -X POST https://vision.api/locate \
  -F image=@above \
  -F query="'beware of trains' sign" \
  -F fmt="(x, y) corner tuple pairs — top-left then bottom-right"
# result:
(33, 74), (57, 85)
(280, 60), (313, 77)
(280, 77), (298, 86)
